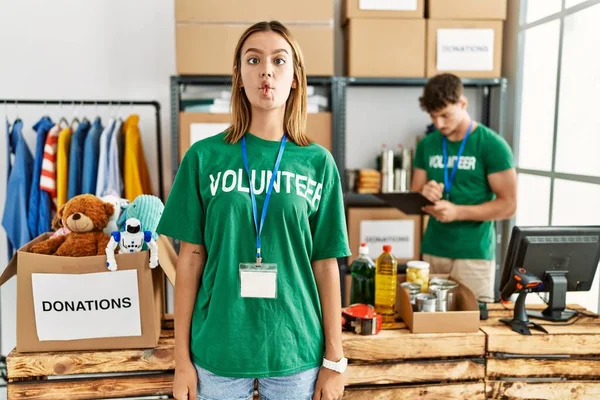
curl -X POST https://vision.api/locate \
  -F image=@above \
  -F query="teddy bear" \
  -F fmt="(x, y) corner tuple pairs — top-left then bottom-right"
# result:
(31, 194), (114, 257)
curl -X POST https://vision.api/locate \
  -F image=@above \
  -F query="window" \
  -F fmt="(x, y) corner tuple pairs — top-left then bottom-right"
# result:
(555, 3), (600, 177)
(515, 174), (551, 226)
(524, 0), (562, 23)
(565, 0), (591, 8)
(517, 21), (560, 172)
(515, 1), (600, 312)
(552, 180), (600, 226)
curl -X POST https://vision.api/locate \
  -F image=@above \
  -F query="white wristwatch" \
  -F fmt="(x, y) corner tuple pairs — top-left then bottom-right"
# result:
(322, 357), (348, 374)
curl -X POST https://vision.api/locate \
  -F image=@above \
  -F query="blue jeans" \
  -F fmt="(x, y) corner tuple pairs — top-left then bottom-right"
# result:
(194, 364), (320, 400)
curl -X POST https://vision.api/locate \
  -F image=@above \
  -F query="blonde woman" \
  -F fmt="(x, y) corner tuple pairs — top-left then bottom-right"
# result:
(158, 21), (351, 400)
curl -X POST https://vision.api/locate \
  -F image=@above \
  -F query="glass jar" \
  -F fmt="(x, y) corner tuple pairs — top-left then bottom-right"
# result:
(406, 260), (430, 293)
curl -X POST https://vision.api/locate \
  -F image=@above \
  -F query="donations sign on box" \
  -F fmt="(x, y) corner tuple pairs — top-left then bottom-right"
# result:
(31, 270), (142, 341)
(360, 219), (416, 260)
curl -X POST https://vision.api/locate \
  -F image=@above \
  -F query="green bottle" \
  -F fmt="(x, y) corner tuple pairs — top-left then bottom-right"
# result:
(350, 242), (376, 306)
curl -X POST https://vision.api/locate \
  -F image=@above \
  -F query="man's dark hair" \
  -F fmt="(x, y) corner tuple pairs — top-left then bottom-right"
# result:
(419, 73), (464, 113)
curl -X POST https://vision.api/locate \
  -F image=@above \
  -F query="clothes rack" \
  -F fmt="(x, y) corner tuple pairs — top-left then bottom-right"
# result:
(2, 99), (164, 201)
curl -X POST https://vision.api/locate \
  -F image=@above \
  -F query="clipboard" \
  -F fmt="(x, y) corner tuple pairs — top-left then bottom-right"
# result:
(374, 192), (434, 215)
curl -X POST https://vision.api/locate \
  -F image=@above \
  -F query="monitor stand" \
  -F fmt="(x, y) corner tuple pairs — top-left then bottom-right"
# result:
(527, 271), (578, 322)
(500, 290), (548, 335)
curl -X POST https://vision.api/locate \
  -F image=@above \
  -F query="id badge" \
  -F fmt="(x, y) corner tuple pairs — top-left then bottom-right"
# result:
(239, 263), (278, 299)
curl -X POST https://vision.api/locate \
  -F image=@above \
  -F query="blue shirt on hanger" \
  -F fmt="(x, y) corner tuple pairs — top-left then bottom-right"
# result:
(67, 119), (91, 199)
(27, 116), (54, 238)
(81, 117), (103, 195)
(3, 119), (34, 257)
(95, 119), (115, 197)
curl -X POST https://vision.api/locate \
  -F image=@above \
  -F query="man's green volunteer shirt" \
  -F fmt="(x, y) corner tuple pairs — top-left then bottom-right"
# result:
(414, 124), (514, 260)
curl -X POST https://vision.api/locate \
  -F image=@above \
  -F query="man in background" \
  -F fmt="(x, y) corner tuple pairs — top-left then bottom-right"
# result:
(411, 73), (517, 300)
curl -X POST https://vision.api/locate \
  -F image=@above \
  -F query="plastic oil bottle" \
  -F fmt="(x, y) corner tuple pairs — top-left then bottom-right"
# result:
(350, 242), (376, 306)
(375, 244), (398, 328)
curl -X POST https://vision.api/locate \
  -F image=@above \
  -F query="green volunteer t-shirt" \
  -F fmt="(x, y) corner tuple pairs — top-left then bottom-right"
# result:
(413, 124), (514, 260)
(157, 131), (351, 378)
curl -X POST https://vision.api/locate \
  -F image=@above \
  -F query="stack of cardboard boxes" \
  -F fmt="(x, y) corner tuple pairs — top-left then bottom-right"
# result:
(344, 0), (506, 78)
(426, 0), (507, 78)
(174, 0), (335, 158)
(344, 0), (427, 77)
(175, 0), (335, 76)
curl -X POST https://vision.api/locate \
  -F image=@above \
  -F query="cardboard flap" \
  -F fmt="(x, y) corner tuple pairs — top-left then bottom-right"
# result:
(0, 253), (18, 286)
(0, 234), (49, 287)
(157, 235), (177, 286)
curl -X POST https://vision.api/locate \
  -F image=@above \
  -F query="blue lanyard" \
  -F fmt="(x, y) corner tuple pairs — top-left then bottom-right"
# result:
(241, 134), (287, 264)
(442, 121), (474, 199)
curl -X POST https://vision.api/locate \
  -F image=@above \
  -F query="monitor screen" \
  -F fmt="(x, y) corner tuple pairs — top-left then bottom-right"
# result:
(500, 226), (600, 294)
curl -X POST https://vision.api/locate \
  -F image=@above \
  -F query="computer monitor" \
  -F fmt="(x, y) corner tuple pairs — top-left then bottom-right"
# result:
(499, 225), (600, 322)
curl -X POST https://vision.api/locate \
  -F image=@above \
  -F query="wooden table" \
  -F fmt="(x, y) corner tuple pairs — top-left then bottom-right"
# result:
(342, 321), (486, 399)
(483, 303), (600, 399)
(6, 318), (485, 400)
(7, 304), (600, 400)
(6, 319), (175, 400)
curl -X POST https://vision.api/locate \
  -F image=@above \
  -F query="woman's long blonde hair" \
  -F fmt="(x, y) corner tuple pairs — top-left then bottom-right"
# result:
(225, 21), (310, 146)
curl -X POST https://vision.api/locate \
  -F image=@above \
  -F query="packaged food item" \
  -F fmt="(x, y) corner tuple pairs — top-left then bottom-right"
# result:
(406, 260), (430, 293)
(375, 244), (398, 328)
(416, 293), (437, 312)
(400, 282), (421, 310)
(429, 279), (458, 312)
(350, 242), (376, 306)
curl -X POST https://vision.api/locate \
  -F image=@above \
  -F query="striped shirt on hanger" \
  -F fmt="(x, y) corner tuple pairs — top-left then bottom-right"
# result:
(40, 123), (61, 206)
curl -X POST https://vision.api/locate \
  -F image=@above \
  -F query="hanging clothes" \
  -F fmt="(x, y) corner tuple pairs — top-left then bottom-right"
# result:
(67, 119), (91, 199)
(27, 116), (54, 238)
(95, 118), (116, 197)
(118, 121), (125, 186)
(81, 117), (103, 195)
(56, 126), (73, 208)
(104, 118), (123, 197)
(123, 114), (152, 201)
(40, 123), (61, 209)
(2, 119), (34, 256)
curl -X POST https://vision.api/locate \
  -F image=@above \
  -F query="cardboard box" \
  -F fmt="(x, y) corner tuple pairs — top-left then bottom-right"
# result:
(179, 112), (333, 161)
(176, 24), (334, 76)
(347, 207), (422, 266)
(427, 19), (503, 78)
(175, 0), (334, 23)
(346, 19), (426, 77)
(344, 0), (424, 20)
(428, 0), (507, 20)
(397, 274), (480, 333)
(0, 234), (176, 353)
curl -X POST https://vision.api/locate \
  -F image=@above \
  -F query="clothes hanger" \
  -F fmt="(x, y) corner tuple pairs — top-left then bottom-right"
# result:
(80, 101), (89, 124)
(57, 101), (69, 129)
(70, 101), (81, 128)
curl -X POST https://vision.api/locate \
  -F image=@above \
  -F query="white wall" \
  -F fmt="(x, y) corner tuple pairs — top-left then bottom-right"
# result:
(0, 0), (176, 357)
(345, 87), (482, 170)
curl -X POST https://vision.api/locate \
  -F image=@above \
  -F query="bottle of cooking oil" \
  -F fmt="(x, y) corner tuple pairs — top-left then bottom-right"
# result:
(375, 244), (398, 328)
(350, 242), (376, 306)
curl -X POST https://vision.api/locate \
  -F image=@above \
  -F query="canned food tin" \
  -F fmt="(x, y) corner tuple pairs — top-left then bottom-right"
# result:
(415, 293), (437, 313)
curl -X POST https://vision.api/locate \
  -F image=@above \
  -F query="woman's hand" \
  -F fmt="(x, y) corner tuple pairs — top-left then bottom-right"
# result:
(173, 360), (198, 400)
(312, 367), (344, 400)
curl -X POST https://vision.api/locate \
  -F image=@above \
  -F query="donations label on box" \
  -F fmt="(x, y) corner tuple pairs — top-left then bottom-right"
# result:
(359, 0), (417, 11)
(436, 28), (495, 71)
(360, 219), (415, 260)
(31, 270), (142, 341)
